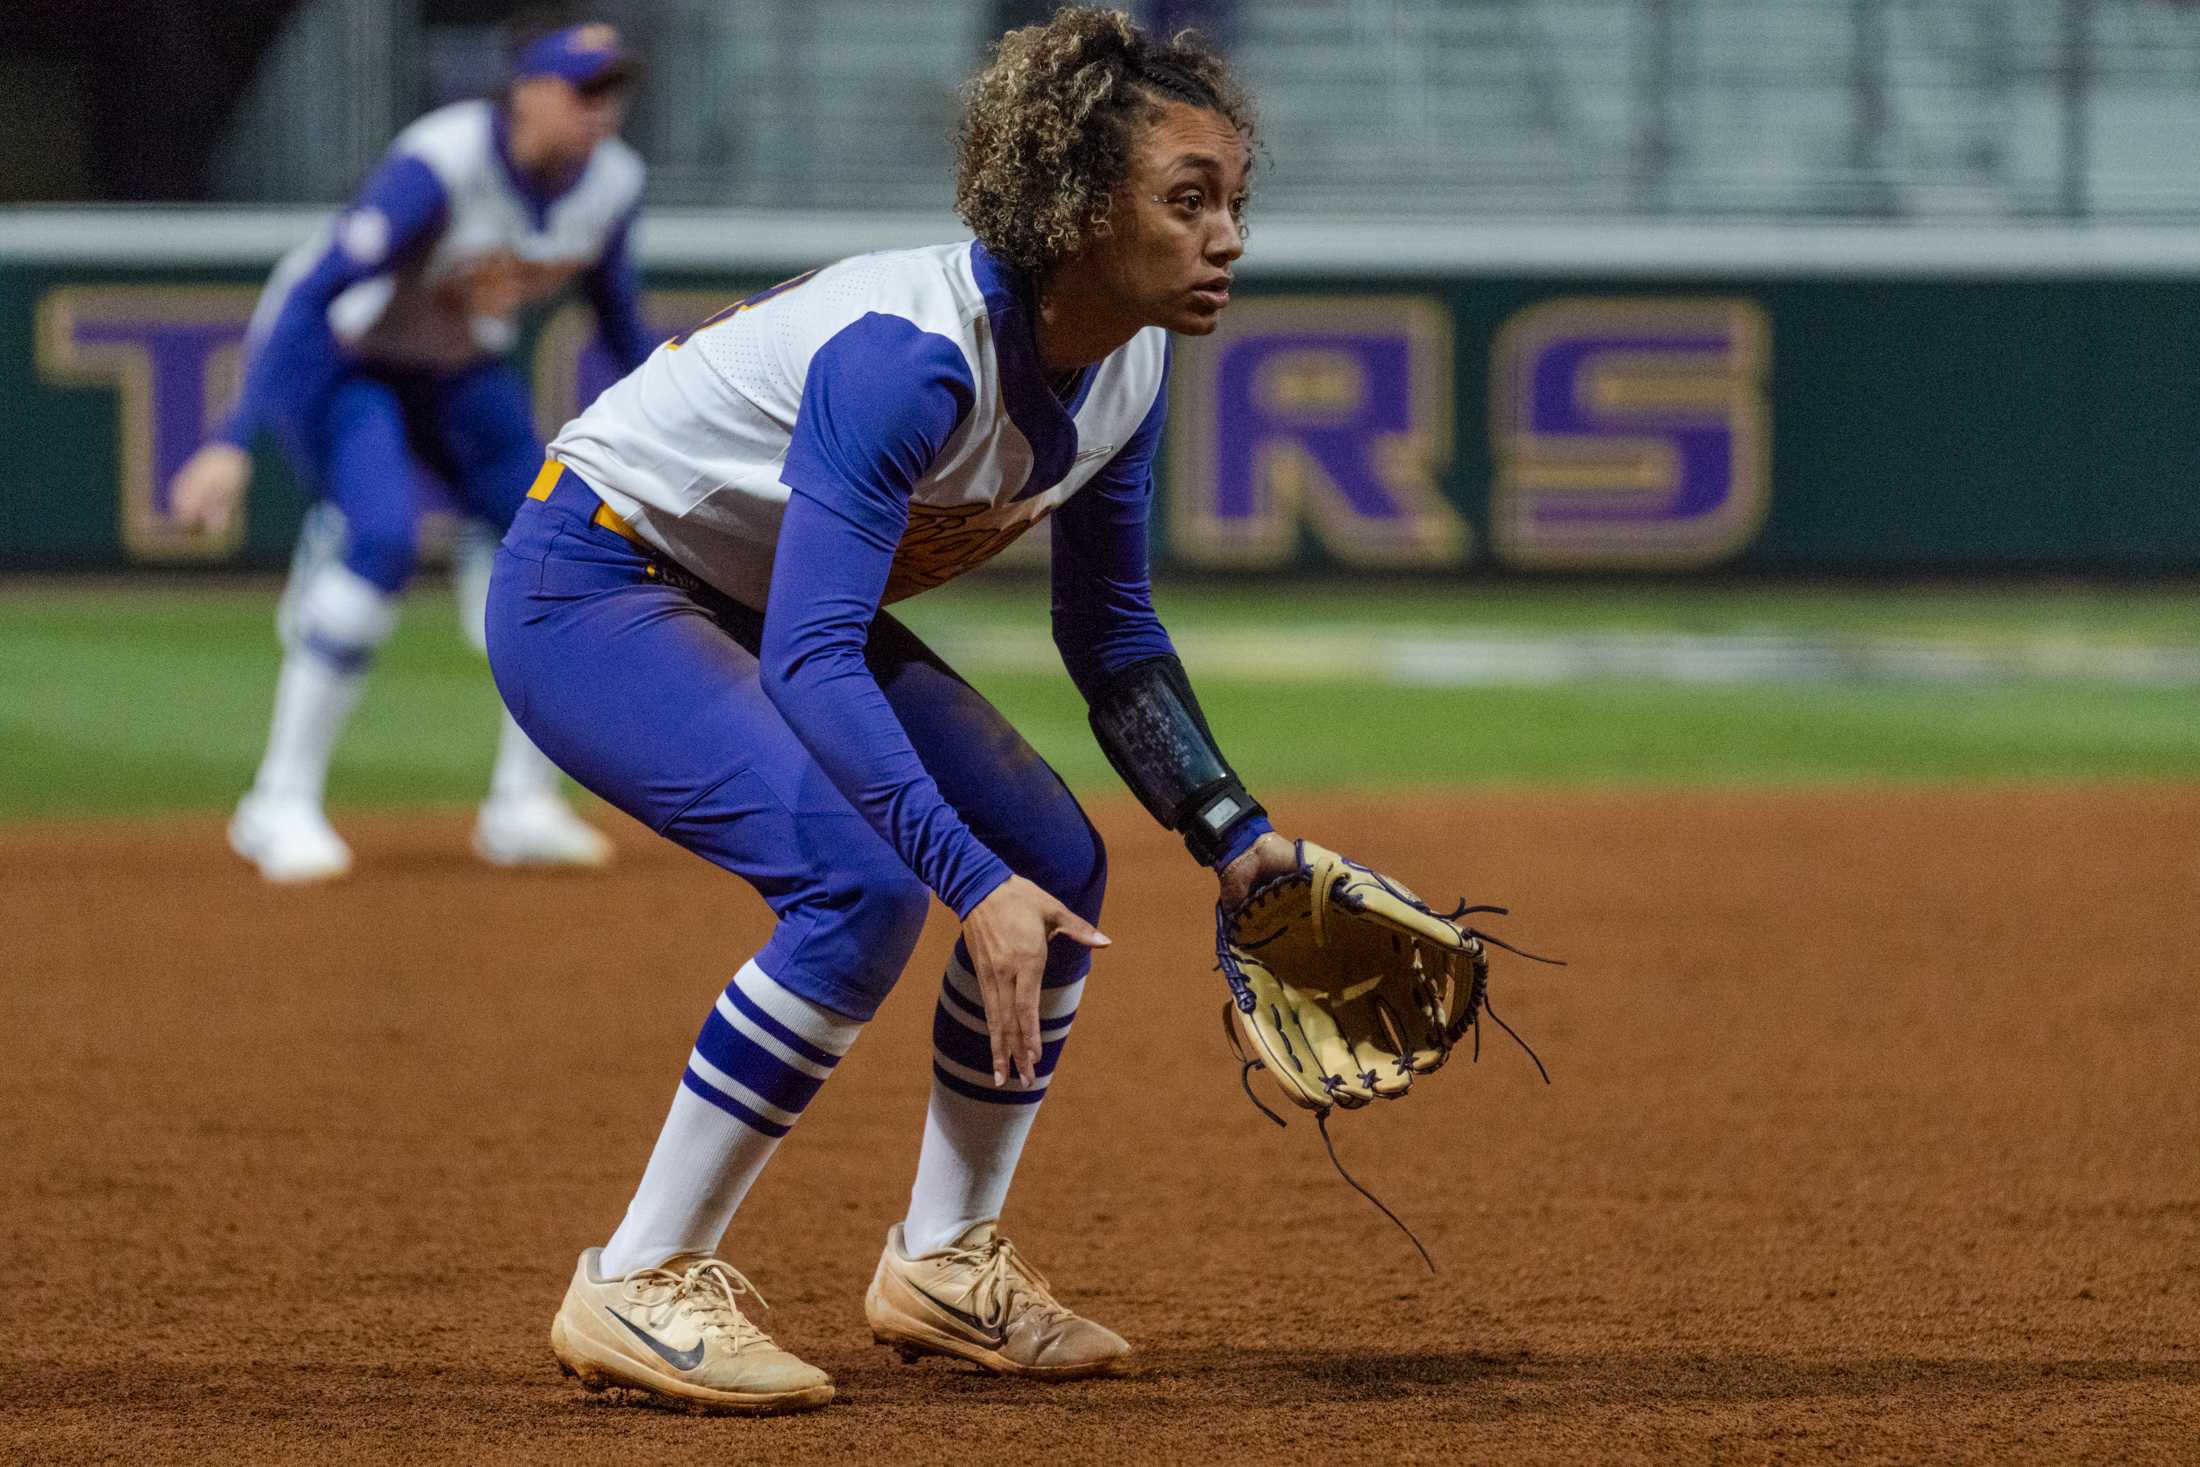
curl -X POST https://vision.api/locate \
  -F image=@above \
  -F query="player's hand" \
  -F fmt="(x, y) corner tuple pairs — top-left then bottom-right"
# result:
(169, 443), (252, 535)
(1218, 831), (1297, 912)
(962, 875), (1109, 1089)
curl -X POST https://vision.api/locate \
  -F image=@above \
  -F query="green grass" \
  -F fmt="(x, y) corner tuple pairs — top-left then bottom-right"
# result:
(1, 577), (2195, 821)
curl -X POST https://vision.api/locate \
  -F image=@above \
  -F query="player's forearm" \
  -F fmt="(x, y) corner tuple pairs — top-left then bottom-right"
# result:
(760, 492), (1014, 917)
(221, 249), (355, 445)
(1085, 653), (1272, 868)
(586, 214), (655, 374)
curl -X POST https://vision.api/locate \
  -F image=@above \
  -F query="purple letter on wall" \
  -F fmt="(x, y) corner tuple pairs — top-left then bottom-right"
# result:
(36, 287), (258, 561)
(1491, 297), (1771, 569)
(1167, 298), (1465, 567)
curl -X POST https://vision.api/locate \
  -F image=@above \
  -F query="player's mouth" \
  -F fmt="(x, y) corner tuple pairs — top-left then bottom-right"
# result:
(1189, 277), (1232, 310)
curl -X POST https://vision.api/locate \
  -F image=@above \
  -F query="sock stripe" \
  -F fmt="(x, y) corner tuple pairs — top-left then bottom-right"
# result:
(685, 1050), (802, 1128)
(943, 961), (1086, 1023)
(932, 1060), (1050, 1106)
(722, 979), (842, 1071)
(694, 1007), (828, 1113)
(298, 631), (375, 675)
(732, 962), (861, 1055)
(680, 1066), (793, 1137)
(939, 976), (988, 1027)
(939, 992), (1078, 1044)
(932, 1000), (1070, 1079)
(934, 991), (993, 1041)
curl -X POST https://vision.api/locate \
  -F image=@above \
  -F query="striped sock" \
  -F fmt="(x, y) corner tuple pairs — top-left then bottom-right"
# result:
(902, 942), (1083, 1256)
(599, 959), (861, 1278)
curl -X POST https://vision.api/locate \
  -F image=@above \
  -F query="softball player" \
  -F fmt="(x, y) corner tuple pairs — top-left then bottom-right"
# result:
(489, 9), (1294, 1412)
(169, 20), (650, 882)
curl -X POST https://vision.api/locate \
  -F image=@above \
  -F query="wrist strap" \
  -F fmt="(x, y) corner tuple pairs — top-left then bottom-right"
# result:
(1086, 656), (1266, 865)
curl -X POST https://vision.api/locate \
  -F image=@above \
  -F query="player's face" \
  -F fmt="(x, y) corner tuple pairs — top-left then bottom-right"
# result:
(1099, 102), (1250, 335)
(519, 76), (632, 167)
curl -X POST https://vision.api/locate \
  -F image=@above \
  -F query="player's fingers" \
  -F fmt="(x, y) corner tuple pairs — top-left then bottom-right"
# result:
(169, 478), (209, 530)
(970, 955), (1014, 1087)
(176, 478), (238, 535)
(1011, 955), (1044, 1088)
(1045, 904), (1109, 949)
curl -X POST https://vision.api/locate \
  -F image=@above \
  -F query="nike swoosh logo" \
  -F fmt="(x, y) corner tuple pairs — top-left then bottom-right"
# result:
(929, 1295), (1008, 1347)
(608, 1308), (706, 1371)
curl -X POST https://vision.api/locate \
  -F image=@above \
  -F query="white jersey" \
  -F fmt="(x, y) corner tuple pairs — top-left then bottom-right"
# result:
(251, 100), (645, 371)
(548, 241), (1170, 609)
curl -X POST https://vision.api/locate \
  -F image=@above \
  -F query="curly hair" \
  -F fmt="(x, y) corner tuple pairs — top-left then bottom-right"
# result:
(954, 7), (1257, 276)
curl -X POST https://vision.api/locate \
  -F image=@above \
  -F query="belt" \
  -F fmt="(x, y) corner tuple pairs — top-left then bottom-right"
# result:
(526, 459), (645, 546)
(526, 457), (721, 602)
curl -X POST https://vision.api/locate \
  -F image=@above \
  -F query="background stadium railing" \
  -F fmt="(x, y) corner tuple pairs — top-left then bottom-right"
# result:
(211, 0), (2200, 221)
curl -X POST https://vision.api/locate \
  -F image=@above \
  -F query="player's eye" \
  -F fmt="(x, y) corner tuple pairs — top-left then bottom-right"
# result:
(1170, 190), (1205, 216)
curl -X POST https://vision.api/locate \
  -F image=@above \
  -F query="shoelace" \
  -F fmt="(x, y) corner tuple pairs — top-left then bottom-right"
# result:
(627, 1258), (773, 1351)
(951, 1237), (1073, 1329)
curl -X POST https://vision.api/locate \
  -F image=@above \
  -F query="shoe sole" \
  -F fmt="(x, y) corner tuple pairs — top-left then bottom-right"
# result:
(549, 1312), (833, 1415)
(865, 1310), (1133, 1380)
(471, 831), (613, 869)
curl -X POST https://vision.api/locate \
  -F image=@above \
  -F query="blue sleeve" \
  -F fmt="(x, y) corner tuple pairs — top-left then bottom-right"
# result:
(583, 207), (654, 376)
(212, 154), (449, 449)
(1052, 354), (1272, 870)
(1049, 356), (1180, 698)
(762, 313), (1014, 918)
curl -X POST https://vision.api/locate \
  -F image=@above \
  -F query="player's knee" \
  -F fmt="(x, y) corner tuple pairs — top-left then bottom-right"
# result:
(845, 864), (934, 970)
(1030, 808), (1108, 927)
(341, 517), (421, 595)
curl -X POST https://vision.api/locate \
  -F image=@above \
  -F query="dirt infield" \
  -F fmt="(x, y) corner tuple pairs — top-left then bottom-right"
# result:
(5, 785), (2198, 1464)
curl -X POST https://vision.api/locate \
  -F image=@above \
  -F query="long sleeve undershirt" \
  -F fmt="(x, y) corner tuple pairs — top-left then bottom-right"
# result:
(212, 154), (450, 449)
(582, 206), (654, 376)
(763, 312), (1010, 917)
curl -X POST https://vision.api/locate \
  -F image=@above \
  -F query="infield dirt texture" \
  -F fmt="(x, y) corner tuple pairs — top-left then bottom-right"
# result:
(6, 785), (2197, 1463)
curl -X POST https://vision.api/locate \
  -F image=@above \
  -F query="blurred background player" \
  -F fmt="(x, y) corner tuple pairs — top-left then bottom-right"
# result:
(167, 17), (652, 882)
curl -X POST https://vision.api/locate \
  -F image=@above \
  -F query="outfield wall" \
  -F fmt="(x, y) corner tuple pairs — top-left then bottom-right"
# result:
(6, 209), (2199, 575)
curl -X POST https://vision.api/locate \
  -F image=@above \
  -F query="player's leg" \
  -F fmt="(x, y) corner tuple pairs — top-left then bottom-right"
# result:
(421, 363), (610, 867)
(487, 481), (931, 1410)
(230, 376), (420, 882)
(856, 615), (1130, 1377)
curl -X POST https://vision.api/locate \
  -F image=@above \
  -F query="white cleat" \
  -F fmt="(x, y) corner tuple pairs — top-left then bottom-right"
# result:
(550, 1249), (834, 1414)
(473, 793), (614, 869)
(866, 1222), (1132, 1378)
(227, 794), (353, 884)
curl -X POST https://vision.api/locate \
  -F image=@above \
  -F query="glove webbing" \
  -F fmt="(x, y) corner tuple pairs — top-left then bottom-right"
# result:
(1221, 893), (1564, 1275)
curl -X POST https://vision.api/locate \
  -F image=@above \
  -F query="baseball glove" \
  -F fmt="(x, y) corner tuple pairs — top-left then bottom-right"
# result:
(1217, 841), (1555, 1270)
(1217, 840), (1547, 1118)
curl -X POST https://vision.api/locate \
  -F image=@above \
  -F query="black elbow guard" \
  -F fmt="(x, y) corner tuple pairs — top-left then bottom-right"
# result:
(1086, 655), (1266, 866)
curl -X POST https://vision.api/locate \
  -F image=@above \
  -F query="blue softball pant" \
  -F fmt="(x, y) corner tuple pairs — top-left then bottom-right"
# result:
(281, 359), (544, 594)
(483, 470), (1108, 1021)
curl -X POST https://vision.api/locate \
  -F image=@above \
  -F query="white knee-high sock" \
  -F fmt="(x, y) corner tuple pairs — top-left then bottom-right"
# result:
(600, 960), (863, 1278)
(903, 945), (1084, 1256)
(251, 561), (396, 807)
(453, 518), (567, 807)
(487, 706), (566, 804)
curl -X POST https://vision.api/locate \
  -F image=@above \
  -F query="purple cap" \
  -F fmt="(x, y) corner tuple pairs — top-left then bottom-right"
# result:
(514, 22), (635, 89)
